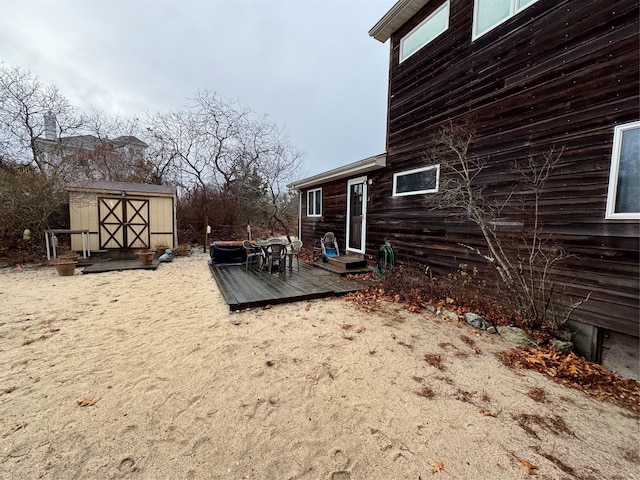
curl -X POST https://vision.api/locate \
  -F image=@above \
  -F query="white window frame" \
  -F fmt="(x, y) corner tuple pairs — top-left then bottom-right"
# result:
(472, 0), (539, 40)
(606, 121), (640, 220)
(400, 1), (450, 63)
(392, 165), (440, 197)
(307, 188), (322, 217)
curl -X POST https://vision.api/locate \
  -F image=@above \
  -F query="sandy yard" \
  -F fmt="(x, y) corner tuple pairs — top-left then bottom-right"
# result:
(0, 252), (638, 479)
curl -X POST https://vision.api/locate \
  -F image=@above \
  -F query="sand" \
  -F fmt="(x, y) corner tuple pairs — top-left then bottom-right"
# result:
(0, 252), (638, 479)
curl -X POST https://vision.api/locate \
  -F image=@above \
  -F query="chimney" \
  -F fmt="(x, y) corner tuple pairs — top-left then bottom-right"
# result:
(44, 112), (57, 140)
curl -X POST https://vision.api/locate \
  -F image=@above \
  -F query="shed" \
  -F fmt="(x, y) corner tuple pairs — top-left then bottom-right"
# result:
(66, 181), (177, 253)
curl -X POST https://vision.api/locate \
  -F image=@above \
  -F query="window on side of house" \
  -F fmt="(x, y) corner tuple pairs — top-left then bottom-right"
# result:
(307, 188), (322, 217)
(400, 1), (450, 63)
(472, 0), (539, 40)
(606, 121), (640, 219)
(392, 165), (440, 196)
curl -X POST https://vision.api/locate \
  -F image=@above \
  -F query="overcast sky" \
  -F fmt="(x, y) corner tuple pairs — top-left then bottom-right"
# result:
(0, 0), (396, 179)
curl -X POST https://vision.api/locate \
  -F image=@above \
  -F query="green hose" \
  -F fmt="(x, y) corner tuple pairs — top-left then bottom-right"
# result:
(375, 239), (395, 275)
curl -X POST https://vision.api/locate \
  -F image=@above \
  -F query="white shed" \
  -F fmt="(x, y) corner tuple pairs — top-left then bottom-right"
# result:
(67, 181), (177, 253)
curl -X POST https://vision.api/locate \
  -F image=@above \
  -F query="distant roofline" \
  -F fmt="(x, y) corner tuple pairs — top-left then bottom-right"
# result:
(34, 134), (148, 148)
(289, 153), (386, 190)
(369, 0), (431, 43)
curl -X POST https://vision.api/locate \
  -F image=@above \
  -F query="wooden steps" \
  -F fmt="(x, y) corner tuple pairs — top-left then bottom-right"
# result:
(314, 255), (371, 275)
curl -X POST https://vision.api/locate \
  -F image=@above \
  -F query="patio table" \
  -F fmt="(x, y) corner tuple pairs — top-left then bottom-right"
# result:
(255, 238), (290, 271)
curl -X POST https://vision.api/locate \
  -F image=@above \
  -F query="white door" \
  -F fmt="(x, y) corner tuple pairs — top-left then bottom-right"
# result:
(346, 176), (367, 254)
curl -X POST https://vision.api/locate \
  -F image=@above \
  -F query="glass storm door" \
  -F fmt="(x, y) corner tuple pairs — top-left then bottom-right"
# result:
(346, 177), (367, 253)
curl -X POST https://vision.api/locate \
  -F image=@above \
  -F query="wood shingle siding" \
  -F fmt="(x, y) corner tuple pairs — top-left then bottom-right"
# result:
(293, 0), (638, 362)
(368, 0), (639, 337)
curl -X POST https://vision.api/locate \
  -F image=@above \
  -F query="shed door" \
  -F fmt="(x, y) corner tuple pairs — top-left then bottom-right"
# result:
(346, 177), (367, 254)
(98, 197), (150, 249)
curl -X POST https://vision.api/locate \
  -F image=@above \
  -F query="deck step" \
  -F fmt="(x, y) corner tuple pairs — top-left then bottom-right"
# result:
(327, 255), (367, 271)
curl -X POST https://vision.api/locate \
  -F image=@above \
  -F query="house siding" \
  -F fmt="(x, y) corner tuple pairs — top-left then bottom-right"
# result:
(300, 180), (349, 253)
(369, 0), (639, 338)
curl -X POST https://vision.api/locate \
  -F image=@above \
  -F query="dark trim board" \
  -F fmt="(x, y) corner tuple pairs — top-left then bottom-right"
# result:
(209, 261), (372, 311)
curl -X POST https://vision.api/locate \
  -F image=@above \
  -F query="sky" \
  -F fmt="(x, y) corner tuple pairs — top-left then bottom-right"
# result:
(0, 0), (396, 179)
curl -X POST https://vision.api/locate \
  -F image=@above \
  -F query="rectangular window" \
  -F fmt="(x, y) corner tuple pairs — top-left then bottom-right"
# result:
(606, 121), (640, 219)
(472, 0), (539, 40)
(393, 165), (440, 196)
(307, 188), (322, 217)
(400, 1), (449, 63)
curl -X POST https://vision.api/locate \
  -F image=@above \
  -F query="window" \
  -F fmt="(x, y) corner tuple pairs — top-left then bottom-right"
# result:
(606, 121), (640, 219)
(400, 1), (449, 62)
(472, 0), (539, 40)
(307, 188), (322, 217)
(393, 165), (440, 196)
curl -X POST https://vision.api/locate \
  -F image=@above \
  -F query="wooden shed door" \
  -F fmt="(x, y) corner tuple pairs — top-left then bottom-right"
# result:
(98, 197), (150, 249)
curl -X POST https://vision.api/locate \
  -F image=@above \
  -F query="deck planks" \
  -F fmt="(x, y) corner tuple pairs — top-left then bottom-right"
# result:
(82, 259), (162, 273)
(209, 261), (371, 311)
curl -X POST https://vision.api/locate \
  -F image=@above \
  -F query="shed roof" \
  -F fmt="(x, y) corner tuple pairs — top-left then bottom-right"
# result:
(289, 153), (386, 190)
(369, 0), (431, 42)
(66, 181), (177, 196)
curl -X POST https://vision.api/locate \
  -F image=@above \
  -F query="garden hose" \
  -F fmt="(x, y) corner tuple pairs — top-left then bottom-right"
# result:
(375, 239), (395, 275)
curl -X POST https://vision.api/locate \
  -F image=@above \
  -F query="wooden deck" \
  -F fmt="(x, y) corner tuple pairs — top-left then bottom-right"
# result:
(209, 261), (372, 311)
(81, 258), (162, 273)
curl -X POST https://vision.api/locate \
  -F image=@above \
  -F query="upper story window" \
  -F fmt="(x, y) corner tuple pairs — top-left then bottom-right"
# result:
(400, 1), (450, 63)
(393, 165), (440, 196)
(473, 0), (538, 40)
(307, 188), (322, 217)
(606, 121), (640, 219)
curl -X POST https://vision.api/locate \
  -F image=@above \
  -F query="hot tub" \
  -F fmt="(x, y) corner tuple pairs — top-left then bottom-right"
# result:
(210, 241), (247, 265)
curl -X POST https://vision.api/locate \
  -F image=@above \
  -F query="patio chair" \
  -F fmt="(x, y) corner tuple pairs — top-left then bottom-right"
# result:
(265, 243), (287, 273)
(242, 240), (262, 270)
(320, 232), (339, 262)
(286, 239), (303, 270)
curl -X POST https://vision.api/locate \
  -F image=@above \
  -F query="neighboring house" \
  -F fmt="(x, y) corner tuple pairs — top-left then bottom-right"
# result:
(291, 0), (639, 376)
(67, 181), (177, 253)
(34, 115), (150, 182)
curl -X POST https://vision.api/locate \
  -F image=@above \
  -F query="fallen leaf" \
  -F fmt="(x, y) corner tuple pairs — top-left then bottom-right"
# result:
(77, 397), (100, 407)
(431, 461), (446, 474)
(515, 455), (539, 475)
(3, 422), (27, 437)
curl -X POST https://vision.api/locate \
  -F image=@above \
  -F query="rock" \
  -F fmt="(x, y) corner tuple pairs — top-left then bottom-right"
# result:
(550, 339), (573, 351)
(497, 326), (537, 348)
(440, 309), (459, 322)
(556, 329), (573, 342)
(464, 312), (489, 330)
(486, 326), (497, 334)
(425, 305), (437, 314)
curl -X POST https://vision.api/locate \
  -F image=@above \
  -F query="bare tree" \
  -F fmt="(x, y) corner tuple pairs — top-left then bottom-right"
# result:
(255, 135), (304, 239)
(424, 123), (587, 330)
(60, 108), (154, 183)
(0, 63), (82, 174)
(147, 90), (304, 237)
